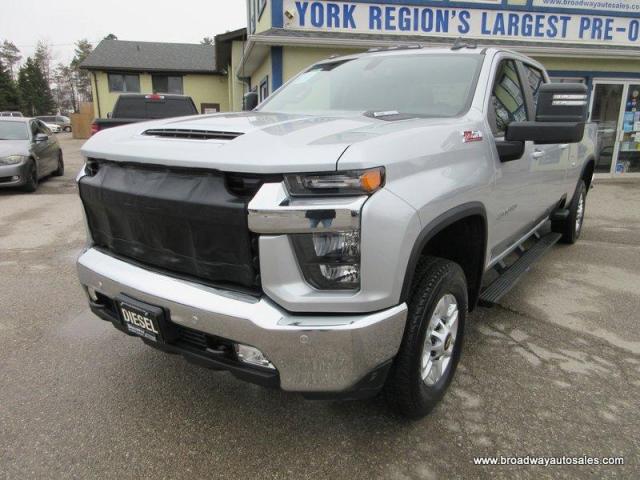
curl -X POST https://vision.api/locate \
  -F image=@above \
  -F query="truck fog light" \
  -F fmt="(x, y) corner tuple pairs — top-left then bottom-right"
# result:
(319, 264), (360, 284)
(235, 344), (275, 369)
(291, 231), (361, 291)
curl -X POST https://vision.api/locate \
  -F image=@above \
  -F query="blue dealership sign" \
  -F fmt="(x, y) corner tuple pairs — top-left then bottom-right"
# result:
(282, 0), (640, 46)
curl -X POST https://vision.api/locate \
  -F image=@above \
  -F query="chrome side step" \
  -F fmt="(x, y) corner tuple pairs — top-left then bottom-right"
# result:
(479, 232), (562, 307)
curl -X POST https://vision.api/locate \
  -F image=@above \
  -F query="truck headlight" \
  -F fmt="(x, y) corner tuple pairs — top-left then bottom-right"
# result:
(291, 231), (360, 290)
(0, 155), (27, 165)
(284, 167), (384, 196)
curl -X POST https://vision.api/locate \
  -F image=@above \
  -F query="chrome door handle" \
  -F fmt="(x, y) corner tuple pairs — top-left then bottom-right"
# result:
(559, 144), (569, 150)
(531, 150), (545, 159)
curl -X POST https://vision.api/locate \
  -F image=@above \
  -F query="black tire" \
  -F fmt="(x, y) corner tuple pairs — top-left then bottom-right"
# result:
(64, 126), (72, 132)
(384, 256), (467, 419)
(22, 160), (38, 193)
(553, 180), (586, 244)
(53, 150), (64, 177)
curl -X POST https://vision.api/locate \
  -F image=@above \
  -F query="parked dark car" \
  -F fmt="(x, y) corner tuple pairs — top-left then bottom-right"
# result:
(36, 115), (72, 132)
(0, 117), (63, 192)
(91, 94), (198, 135)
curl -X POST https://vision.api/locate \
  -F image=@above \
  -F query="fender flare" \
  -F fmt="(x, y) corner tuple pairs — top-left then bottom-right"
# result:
(573, 156), (595, 200)
(399, 202), (488, 308)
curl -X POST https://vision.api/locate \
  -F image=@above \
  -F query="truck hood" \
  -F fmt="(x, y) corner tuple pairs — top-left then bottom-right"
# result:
(81, 111), (427, 173)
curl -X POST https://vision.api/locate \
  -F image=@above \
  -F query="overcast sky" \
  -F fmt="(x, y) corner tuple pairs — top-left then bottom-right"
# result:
(1, 0), (247, 66)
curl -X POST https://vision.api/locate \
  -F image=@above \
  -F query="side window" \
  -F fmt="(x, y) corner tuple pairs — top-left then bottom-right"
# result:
(523, 64), (546, 114)
(259, 76), (269, 102)
(36, 120), (51, 135)
(490, 60), (527, 136)
(30, 121), (39, 137)
(108, 73), (141, 93)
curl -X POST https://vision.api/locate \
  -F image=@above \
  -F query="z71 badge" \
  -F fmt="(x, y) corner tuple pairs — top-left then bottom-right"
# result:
(462, 130), (483, 143)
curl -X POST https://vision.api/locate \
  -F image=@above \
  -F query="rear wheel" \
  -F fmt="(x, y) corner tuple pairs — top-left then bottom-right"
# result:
(63, 126), (71, 132)
(384, 256), (467, 419)
(22, 160), (38, 193)
(553, 180), (586, 244)
(53, 150), (64, 177)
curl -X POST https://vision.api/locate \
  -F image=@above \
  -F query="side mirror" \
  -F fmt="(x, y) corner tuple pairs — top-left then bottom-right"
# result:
(243, 92), (259, 111)
(506, 83), (588, 145)
(35, 133), (48, 142)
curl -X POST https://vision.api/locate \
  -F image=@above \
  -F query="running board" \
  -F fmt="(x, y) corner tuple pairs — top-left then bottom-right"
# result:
(479, 232), (562, 307)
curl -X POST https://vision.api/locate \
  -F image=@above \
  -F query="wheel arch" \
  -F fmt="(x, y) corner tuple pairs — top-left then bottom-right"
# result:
(400, 202), (488, 311)
(581, 156), (595, 192)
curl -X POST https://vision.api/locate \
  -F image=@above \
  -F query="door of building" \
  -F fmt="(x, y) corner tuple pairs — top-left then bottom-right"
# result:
(590, 80), (640, 177)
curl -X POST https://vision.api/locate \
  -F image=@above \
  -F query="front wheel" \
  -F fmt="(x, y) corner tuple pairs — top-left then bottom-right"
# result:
(22, 160), (38, 193)
(384, 257), (467, 419)
(53, 150), (64, 177)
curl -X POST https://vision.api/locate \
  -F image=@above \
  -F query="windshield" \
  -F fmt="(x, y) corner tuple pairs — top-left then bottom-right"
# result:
(259, 53), (483, 118)
(0, 121), (28, 140)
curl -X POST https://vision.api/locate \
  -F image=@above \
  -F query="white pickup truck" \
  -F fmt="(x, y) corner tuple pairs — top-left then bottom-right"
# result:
(76, 45), (595, 418)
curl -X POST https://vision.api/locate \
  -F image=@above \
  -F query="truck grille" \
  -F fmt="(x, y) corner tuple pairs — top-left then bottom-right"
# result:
(78, 161), (264, 292)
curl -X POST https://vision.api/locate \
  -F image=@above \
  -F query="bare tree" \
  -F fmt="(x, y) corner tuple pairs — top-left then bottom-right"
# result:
(52, 63), (76, 114)
(71, 39), (93, 105)
(200, 37), (214, 45)
(34, 40), (53, 84)
(0, 40), (22, 80)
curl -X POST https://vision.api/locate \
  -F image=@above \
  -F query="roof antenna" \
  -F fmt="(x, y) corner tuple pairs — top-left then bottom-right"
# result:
(452, 37), (477, 50)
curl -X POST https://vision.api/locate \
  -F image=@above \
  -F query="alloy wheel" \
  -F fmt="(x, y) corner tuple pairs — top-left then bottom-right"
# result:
(420, 293), (459, 386)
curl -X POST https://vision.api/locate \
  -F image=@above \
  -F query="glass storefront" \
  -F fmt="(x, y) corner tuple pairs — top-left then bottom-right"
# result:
(590, 81), (640, 176)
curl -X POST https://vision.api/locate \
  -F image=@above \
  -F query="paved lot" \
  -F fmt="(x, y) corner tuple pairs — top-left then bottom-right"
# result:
(1, 134), (639, 479)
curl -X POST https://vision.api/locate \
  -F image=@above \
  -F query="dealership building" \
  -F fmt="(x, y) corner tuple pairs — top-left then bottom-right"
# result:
(236, 0), (640, 177)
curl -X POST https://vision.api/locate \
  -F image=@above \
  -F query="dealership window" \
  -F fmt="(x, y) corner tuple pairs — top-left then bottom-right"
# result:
(152, 75), (184, 94)
(108, 73), (140, 93)
(491, 60), (527, 135)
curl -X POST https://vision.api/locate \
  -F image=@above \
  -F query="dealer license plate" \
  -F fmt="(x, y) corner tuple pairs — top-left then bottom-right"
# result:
(117, 299), (163, 343)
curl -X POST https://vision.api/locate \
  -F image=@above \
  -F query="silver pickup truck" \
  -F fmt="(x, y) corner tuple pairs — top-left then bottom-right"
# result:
(76, 46), (595, 418)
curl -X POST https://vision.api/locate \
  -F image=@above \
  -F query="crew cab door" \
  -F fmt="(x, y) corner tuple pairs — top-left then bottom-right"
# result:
(519, 62), (571, 208)
(486, 58), (540, 261)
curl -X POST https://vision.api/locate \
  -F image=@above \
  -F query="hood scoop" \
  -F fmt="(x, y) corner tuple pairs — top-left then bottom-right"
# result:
(142, 128), (244, 141)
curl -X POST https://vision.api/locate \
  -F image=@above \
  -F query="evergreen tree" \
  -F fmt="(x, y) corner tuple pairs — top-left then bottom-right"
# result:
(0, 58), (21, 111)
(18, 57), (55, 116)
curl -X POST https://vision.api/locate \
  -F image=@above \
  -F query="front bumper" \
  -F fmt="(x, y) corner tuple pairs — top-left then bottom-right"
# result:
(0, 161), (29, 187)
(77, 248), (407, 394)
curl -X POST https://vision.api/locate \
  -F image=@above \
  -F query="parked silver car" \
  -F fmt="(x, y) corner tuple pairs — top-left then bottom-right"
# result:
(36, 115), (72, 132)
(0, 111), (24, 117)
(0, 117), (64, 192)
